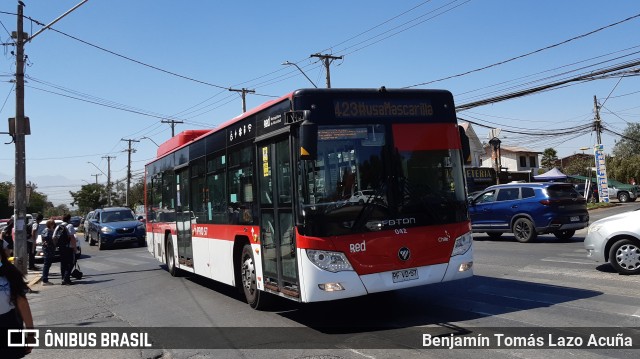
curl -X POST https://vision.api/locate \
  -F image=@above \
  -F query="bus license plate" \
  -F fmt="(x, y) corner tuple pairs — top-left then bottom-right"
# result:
(570, 216), (579, 222)
(392, 268), (418, 283)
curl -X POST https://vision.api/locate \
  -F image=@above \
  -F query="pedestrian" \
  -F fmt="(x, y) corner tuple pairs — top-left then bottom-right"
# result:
(1, 219), (13, 257)
(28, 214), (43, 271)
(2, 238), (10, 259)
(40, 219), (56, 286)
(57, 214), (77, 285)
(0, 237), (35, 359)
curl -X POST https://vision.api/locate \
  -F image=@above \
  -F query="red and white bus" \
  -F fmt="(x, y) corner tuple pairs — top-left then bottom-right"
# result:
(144, 88), (473, 309)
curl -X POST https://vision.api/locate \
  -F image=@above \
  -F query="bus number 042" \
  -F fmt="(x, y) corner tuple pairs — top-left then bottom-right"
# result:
(394, 228), (407, 234)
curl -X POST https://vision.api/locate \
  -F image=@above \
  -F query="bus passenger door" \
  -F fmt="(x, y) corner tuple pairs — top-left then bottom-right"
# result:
(175, 168), (193, 269)
(258, 137), (299, 298)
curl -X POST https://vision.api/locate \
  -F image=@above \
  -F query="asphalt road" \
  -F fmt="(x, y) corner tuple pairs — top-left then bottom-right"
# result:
(22, 203), (640, 359)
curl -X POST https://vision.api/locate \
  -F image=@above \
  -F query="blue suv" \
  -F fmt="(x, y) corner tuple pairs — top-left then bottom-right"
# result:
(468, 183), (589, 242)
(87, 207), (146, 249)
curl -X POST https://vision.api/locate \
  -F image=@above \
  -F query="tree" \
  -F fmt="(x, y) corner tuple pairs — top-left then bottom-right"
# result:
(0, 181), (51, 218)
(70, 183), (108, 213)
(612, 123), (640, 158)
(563, 156), (592, 177)
(45, 204), (70, 218)
(128, 178), (145, 209)
(540, 148), (558, 170)
(607, 154), (640, 184)
(607, 123), (640, 183)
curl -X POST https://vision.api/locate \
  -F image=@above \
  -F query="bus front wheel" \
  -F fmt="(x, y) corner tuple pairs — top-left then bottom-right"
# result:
(240, 244), (268, 309)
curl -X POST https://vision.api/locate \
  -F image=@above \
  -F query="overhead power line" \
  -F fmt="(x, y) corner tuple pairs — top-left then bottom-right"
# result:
(24, 17), (228, 90)
(405, 12), (640, 89)
(458, 116), (592, 136)
(455, 59), (640, 111)
(602, 127), (640, 143)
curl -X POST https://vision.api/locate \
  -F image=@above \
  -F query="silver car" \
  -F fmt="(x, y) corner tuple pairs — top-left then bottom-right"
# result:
(584, 209), (640, 275)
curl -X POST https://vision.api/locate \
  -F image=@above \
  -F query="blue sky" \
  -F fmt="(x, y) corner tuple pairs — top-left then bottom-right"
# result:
(0, 0), (638, 206)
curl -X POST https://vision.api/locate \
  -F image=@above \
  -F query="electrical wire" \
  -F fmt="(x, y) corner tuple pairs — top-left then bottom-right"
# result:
(34, 24), (229, 90)
(404, 12), (640, 89)
(456, 59), (640, 111)
(0, 82), (14, 115)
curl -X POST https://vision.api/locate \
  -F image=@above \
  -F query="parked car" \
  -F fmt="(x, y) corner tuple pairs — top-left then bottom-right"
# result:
(574, 183), (599, 203)
(584, 208), (640, 275)
(69, 216), (82, 228)
(468, 182), (589, 242)
(86, 207), (146, 250)
(606, 179), (638, 203)
(83, 211), (95, 234)
(569, 176), (638, 203)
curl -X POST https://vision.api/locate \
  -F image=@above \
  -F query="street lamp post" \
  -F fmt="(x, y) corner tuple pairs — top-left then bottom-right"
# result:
(282, 61), (318, 88)
(141, 136), (160, 147)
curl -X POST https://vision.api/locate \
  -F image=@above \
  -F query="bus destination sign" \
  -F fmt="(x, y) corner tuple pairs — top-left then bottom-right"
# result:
(334, 100), (433, 118)
(318, 127), (368, 141)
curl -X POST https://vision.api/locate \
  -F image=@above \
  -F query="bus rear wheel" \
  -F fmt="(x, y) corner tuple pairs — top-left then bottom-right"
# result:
(240, 244), (268, 309)
(166, 238), (179, 277)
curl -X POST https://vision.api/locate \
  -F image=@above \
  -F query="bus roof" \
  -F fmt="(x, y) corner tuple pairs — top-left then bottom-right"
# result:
(151, 88), (455, 161)
(154, 92), (294, 159)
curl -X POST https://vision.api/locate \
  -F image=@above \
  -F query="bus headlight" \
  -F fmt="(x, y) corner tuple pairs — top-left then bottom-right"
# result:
(451, 232), (473, 256)
(306, 250), (353, 272)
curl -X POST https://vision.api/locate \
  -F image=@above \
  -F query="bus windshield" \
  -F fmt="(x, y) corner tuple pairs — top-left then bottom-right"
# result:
(299, 123), (468, 237)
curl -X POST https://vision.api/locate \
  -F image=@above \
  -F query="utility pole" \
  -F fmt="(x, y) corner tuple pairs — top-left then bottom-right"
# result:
(9, 1), (88, 274)
(12, 2), (28, 274)
(311, 53), (343, 88)
(121, 138), (139, 207)
(593, 95), (602, 144)
(102, 155), (115, 206)
(228, 88), (255, 113)
(592, 95), (609, 203)
(162, 119), (184, 137)
(91, 173), (101, 184)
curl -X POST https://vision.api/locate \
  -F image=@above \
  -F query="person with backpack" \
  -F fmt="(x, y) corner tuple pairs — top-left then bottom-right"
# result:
(40, 219), (57, 286)
(56, 214), (77, 285)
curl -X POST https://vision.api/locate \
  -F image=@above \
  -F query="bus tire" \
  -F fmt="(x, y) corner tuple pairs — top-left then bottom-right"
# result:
(166, 238), (179, 277)
(240, 244), (268, 309)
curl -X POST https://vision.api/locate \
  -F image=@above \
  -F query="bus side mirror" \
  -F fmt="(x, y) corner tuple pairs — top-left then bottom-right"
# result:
(299, 119), (317, 160)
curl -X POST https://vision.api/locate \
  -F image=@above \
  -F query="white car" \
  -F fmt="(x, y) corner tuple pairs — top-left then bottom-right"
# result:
(584, 209), (640, 275)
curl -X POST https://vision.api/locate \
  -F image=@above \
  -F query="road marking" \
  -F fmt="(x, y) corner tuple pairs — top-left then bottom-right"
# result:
(633, 309), (640, 318)
(541, 257), (593, 265)
(520, 265), (639, 283)
(347, 349), (377, 359)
